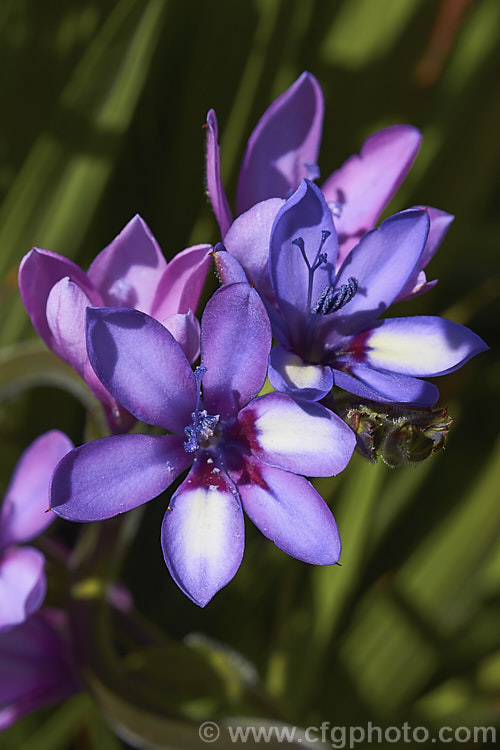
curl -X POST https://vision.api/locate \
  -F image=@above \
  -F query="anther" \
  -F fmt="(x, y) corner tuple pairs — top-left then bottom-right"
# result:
(312, 277), (358, 315)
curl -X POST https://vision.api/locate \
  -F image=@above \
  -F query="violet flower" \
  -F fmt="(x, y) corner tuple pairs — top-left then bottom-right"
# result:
(216, 181), (487, 406)
(50, 283), (355, 607)
(0, 431), (73, 632)
(19, 215), (211, 432)
(206, 71), (451, 299)
(0, 609), (78, 730)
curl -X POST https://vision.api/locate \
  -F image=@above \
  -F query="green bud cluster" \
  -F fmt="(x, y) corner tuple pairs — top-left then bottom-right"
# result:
(340, 404), (453, 467)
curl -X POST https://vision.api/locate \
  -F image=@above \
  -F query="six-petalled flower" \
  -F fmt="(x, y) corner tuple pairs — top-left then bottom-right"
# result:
(49, 283), (356, 607)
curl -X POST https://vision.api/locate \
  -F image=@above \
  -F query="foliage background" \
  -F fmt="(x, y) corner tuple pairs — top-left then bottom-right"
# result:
(0, 0), (499, 747)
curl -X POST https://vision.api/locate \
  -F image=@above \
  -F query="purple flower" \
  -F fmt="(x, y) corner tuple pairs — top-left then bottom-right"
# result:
(206, 71), (451, 299)
(0, 431), (73, 632)
(19, 215), (211, 432)
(0, 609), (78, 730)
(218, 181), (487, 406)
(50, 283), (355, 607)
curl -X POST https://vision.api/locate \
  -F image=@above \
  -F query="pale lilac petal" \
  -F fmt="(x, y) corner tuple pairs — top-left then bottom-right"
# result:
(417, 206), (454, 269)
(46, 278), (117, 408)
(87, 215), (167, 313)
(332, 365), (439, 406)
(18, 248), (99, 347)
(396, 207), (453, 301)
(86, 307), (196, 432)
(236, 393), (355, 476)
(0, 611), (77, 728)
(0, 547), (46, 631)
(270, 180), (337, 340)
(205, 109), (233, 236)
(321, 125), (422, 266)
(46, 278), (91, 376)
(201, 284), (271, 419)
(163, 310), (201, 364)
(236, 458), (340, 564)
(212, 244), (249, 284)
(161, 459), (244, 607)
(237, 72), (324, 213)
(268, 345), (333, 401)
(397, 272), (438, 302)
(50, 434), (190, 522)
(0, 431), (73, 549)
(150, 244), (212, 321)
(350, 317), (488, 377)
(327, 209), (429, 338)
(224, 198), (284, 301)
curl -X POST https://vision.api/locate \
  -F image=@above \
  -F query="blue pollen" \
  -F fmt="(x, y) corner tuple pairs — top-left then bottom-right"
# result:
(312, 277), (358, 315)
(184, 411), (220, 453)
(183, 364), (220, 453)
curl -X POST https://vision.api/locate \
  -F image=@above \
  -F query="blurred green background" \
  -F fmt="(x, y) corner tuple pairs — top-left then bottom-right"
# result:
(1, 0), (499, 747)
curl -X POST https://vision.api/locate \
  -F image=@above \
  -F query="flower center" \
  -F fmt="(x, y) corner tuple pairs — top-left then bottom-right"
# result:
(183, 366), (220, 454)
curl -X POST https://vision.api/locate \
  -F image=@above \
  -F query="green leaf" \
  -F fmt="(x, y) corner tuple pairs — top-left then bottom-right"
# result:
(0, 338), (97, 409)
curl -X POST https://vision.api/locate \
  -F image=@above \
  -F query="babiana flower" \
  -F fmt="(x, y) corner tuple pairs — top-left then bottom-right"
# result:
(19, 215), (211, 432)
(206, 71), (452, 300)
(215, 181), (487, 406)
(50, 283), (355, 607)
(0, 610), (78, 729)
(0, 431), (73, 632)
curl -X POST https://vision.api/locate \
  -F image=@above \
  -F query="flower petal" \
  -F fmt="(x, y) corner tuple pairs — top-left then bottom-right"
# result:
(0, 547), (46, 631)
(205, 109), (233, 236)
(0, 611), (77, 728)
(46, 278), (91, 376)
(236, 393), (355, 476)
(224, 198), (284, 301)
(87, 215), (167, 313)
(236, 457), (340, 564)
(150, 244), (212, 321)
(350, 316), (488, 376)
(163, 310), (201, 364)
(45, 278), (113, 407)
(0, 431), (73, 549)
(161, 458), (244, 607)
(328, 209), (429, 338)
(237, 72), (324, 214)
(396, 207), (453, 301)
(321, 125), (422, 265)
(86, 307), (196, 432)
(270, 180), (338, 340)
(332, 365), (439, 406)
(50, 434), (190, 522)
(268, 345), (333, 401)
(212, 244), (249, 284)
(18, 248), (98, 348)
(201, 283), (271, 420)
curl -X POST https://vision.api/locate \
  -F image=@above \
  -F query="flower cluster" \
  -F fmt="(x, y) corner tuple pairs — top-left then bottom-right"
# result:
(0, 72), (488, 728)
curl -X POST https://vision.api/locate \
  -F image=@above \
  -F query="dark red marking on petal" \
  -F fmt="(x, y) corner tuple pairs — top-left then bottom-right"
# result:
(343, 329), (372, 362)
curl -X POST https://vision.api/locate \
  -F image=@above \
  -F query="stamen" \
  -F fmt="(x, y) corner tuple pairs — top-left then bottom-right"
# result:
(183, 366), (220, 453)
(312, 277), (358, 315)
(184, 411), (220, 453)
